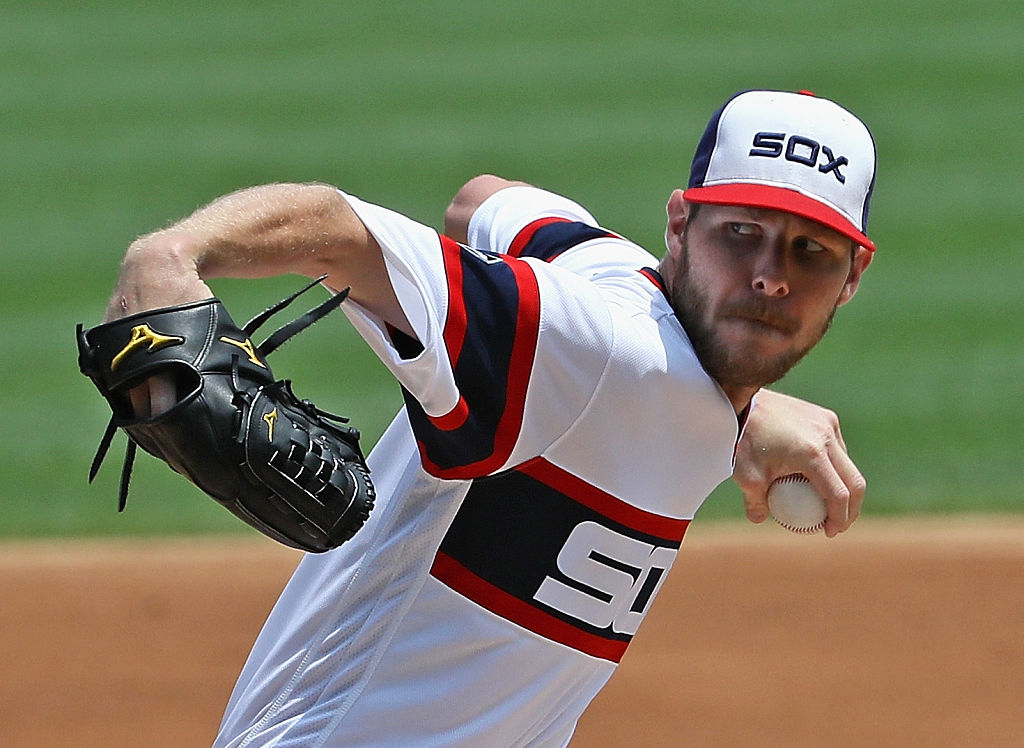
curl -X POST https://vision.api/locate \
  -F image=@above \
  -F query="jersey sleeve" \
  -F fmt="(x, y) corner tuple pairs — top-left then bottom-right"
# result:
(466, 185), (600, 254)
(468, 184), (658, 279)
(338, 190), (617, 481)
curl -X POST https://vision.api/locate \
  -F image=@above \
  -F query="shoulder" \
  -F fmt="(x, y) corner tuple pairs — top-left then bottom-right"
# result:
(465, 185), (600, 254)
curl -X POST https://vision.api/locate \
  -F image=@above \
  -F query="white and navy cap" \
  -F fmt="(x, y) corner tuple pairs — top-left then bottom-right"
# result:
(685, 89), (877, 251)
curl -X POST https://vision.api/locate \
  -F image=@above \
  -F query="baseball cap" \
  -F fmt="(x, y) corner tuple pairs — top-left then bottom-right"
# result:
(684, 90), (877, 251)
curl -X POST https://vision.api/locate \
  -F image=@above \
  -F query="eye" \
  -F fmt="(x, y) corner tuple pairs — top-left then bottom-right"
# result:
(794, 236), (827, 253)
(729, 222), (759, 236)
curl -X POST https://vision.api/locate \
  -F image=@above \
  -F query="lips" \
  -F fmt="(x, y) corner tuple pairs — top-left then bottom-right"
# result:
(731, 315), (796, 336)
(721, 302), (799, 336)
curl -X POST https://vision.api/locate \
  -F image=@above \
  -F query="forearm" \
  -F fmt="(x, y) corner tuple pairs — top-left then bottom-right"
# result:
(105, 183), (408, 331)
(161, 183), (358, 279)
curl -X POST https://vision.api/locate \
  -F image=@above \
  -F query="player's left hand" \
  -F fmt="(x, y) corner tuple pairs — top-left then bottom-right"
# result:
(733, 389), (866, 537)
(103, 232), (215, 323)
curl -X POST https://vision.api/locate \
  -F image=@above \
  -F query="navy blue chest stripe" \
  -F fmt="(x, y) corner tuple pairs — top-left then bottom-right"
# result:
(512, 221), (618, 262)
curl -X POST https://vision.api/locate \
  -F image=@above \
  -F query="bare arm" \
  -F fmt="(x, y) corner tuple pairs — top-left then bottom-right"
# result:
(104, 182), (411, 418)
(733, 389), (866, 537)
(105, 182), (409, 334)
(443, 174), (531, 243)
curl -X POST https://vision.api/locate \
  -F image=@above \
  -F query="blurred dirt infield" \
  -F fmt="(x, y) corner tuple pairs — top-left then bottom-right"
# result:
(3, 517), (1021, 747)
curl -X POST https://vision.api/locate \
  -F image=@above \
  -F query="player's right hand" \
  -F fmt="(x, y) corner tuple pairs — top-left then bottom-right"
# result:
(733, 388), (866, 537)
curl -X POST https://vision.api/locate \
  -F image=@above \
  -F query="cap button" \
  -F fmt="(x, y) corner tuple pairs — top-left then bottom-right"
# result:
(797, 89), (816, 96)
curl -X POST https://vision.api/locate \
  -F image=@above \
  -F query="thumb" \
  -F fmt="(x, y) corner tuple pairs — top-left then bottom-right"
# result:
(732, 455), (770, 524)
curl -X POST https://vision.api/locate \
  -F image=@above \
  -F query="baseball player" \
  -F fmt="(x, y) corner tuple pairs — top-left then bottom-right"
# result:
(104, 89), (874, 746)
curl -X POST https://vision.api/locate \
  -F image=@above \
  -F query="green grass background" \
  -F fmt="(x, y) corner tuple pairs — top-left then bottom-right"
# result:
(2, 0), (1020, 538)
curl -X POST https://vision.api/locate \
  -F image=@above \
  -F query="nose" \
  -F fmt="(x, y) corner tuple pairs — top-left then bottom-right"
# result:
(751, 248), (789, 298)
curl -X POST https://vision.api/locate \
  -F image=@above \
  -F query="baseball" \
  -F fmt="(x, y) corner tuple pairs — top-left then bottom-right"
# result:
(767, 474), (827, 534)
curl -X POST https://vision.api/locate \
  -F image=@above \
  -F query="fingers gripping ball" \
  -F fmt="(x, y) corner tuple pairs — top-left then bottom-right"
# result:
(76, 276), (375, 553)
(767, 474), (827, 534)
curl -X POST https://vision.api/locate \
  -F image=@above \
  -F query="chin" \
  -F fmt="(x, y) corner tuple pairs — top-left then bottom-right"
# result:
(706, 338), (812, 390)
(720, 327), (793, 363)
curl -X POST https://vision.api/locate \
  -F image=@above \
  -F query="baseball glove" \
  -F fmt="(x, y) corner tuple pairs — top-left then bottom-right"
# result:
(76, 276), (374, 553)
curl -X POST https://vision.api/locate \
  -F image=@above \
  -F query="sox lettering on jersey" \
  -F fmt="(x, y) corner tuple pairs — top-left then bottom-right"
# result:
(431, 457), (688, 662)
(423, 219), (691, 661)
(534, 521), (676, 636)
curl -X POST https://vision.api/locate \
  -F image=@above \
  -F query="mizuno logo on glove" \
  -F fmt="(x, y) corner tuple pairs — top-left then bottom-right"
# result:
(220, 336), (266, 367)
(111, 324), (185, 370)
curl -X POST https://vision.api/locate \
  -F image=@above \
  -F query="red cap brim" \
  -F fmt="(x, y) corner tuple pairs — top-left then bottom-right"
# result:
(682, 183), (876, 252)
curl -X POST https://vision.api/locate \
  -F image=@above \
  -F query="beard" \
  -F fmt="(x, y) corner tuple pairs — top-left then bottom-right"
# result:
(670, 244), (837, 389)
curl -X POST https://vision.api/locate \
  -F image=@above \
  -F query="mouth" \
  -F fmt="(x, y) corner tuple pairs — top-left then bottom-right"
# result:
(724, 312), (798, 337)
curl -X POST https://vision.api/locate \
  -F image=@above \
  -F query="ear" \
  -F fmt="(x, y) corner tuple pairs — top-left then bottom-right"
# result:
(837, 247), (873, 307)
(664, 189), (690, 259)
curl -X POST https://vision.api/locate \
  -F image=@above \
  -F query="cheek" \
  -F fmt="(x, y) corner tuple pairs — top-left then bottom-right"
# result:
(682, 267), (728, 320)
(677, 234), (758, 315)
(796, 285), (846, 338)
(686, 251), (737, 302)
(794, 264), (852, 309)
(797, 287), (835, 319)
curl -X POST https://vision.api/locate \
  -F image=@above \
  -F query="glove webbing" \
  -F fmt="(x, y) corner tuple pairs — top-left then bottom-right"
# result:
(89, 277), (350, 512)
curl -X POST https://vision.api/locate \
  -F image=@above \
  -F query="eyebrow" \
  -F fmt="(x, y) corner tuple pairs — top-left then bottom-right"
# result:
(721, 207), (846, 244)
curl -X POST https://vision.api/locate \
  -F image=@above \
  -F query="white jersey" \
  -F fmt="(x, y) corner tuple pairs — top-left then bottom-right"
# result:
(215, 186), (741, 747)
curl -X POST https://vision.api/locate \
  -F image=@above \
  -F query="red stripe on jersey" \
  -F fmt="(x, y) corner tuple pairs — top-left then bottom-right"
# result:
(420, 253), (542, 478)
(439, 235), (469, 367)
(431, 550), (629, 663)
(638, 267), (665, 293)
(508, 217), (571, 258)
(518, 457), (690, 543)
(419, 237), (473, 432)
(427, 396), (470, 431)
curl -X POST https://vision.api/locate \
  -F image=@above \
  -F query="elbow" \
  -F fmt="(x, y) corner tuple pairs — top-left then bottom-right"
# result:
(444, 174), (525, 242)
